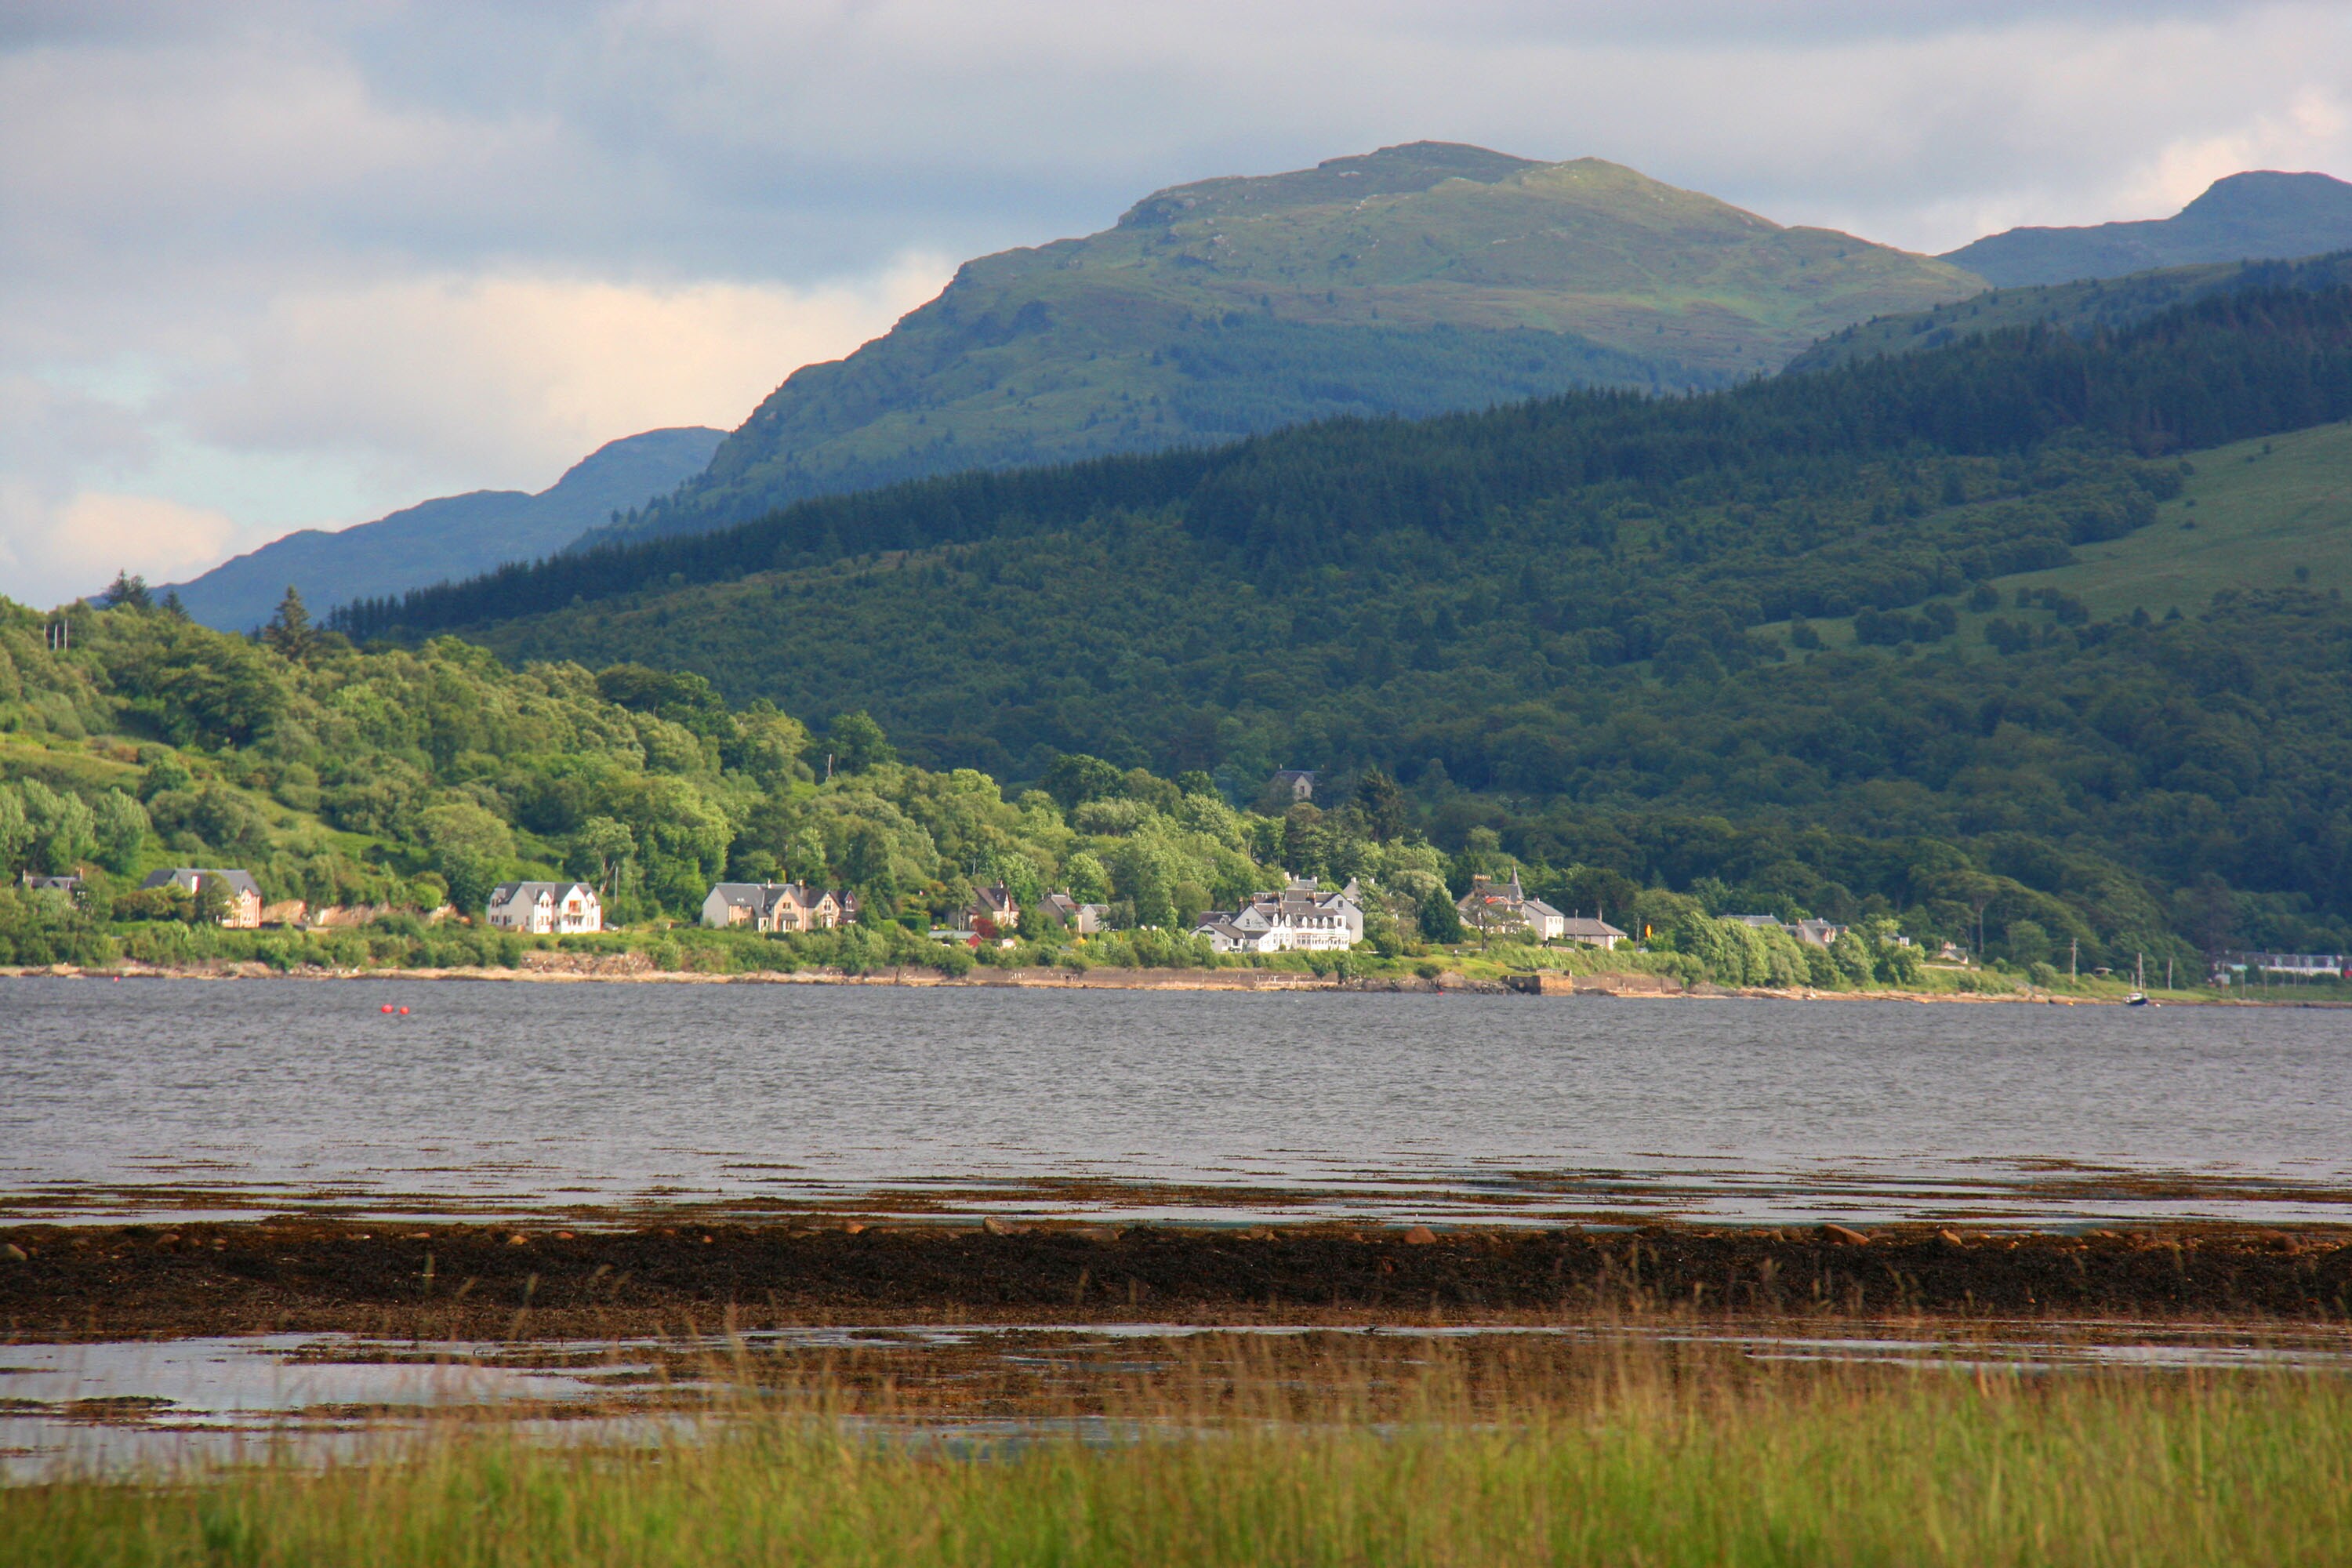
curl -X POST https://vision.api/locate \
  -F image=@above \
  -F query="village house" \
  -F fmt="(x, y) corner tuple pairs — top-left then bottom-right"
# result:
(1194, 878), (1363, 953)
(1455, 872), (1568, 942)
(485, 880), (603, 935)
(141, 867), (263, 929)
(964, 883), (1020, 934)
(699, 881), (855, 932)
(1557, 915), (1629, 950)
(1732, 913), (1849, 949)
(1270, 769), (1317, 803)
(1037, 891), (1109, 935)
(20, 871), (83, 899)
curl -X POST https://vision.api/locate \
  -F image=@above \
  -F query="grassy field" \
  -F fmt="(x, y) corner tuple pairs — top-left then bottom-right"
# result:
(7, 1339), (2349, 1566)
(2005, 418), (2352, 619)
(1762, 416), (2352, 654)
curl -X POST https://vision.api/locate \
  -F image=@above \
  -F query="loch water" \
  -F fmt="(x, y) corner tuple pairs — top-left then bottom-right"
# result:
(4, 976), (2347, 1227)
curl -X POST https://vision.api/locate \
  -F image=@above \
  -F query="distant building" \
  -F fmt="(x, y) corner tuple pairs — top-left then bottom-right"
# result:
(699, 881), (854, 933)
(1038, 891), (1110, 935)
(1732, 913), (1852, 949)
(964, 883), (1020, 933)
(141, 867), (263, 929)
(1455, 872), (1568, 942)
(1556, 916), (1629, 951)
(1195, 878), (1362, 953)
(1270, 769), (1316, 803)
(2225, 951), (2350, 979)
(486, 880), (602, 935)
(20, 871), (82, 898)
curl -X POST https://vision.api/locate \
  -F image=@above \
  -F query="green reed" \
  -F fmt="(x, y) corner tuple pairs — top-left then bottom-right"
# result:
(7, 1336), (2350, 1566)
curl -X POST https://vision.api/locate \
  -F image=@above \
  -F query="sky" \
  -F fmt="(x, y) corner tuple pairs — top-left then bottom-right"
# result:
(4, 0), (2350, 608)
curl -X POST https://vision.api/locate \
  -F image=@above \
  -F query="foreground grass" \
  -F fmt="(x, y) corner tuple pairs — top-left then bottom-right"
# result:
(9, 1341), (2352, 1567)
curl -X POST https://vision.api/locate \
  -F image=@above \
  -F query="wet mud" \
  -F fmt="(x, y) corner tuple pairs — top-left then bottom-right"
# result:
(4, 1218), (2348, 1341)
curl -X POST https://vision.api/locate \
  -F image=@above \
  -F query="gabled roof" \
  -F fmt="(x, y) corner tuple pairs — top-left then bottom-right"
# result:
(490, 880), (597, 903)
(1558, 916), (1627, 939)
(143, 867), (262, 898)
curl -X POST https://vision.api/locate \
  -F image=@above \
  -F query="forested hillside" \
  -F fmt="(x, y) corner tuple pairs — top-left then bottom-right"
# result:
(588, 143), (1977, 543)
(4, 587), (2304, 985)
(1791, 251), (2352, 372)
(317, 288), (2352, 956)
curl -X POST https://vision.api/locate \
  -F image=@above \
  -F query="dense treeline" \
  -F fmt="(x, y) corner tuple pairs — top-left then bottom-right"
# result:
(336, 287), (2352, 641)
(9, 586), (2329, 976)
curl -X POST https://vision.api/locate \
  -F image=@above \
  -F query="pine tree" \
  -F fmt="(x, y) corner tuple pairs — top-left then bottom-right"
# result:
(265, 586), (313, 661)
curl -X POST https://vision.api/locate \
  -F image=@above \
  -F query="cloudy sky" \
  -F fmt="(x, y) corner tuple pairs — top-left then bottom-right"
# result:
(4, 0), (2349, 606)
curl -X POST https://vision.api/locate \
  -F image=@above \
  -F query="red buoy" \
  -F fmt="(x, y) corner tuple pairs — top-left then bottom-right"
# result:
(397, 1006), (408, 1014)
(381, 1004), (394, 1014)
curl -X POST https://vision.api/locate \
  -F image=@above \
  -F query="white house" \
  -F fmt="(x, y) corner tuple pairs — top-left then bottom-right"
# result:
(1556, 916), (1629, 950)
(1194, 878), (1362, 953)
(486, 880), (602, 934)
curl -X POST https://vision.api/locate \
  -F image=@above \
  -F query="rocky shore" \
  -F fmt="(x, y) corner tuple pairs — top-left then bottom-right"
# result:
(4, 1217), (2347, 1341)
(1, 956), (2253, 1002)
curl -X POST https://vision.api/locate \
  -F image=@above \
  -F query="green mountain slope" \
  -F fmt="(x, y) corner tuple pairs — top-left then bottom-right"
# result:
(598, 143), (1981, 543)
(332, 288), (2352, 949)
(1790, 251), (2352, 373)
(166, 427), (724, 633)
(1944, 170), (2352, 287)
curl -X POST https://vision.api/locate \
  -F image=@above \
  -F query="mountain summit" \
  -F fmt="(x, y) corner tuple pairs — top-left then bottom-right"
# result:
(602, 143), (1980, 543)
(1944, 170), (2352, 286)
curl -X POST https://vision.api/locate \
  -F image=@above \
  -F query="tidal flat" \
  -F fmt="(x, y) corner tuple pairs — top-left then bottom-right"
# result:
(6, 1330), (2352, 1566)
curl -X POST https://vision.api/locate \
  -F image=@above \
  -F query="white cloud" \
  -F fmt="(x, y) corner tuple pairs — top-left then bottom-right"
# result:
(0, 485), (238, 608)
(179, 258), (953, 493)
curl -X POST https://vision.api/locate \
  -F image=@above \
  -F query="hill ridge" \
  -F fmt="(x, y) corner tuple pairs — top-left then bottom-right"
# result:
(1944, 169), (2352, 287)
(165, 426), (724, 632)
(592, 143), (1979, 547)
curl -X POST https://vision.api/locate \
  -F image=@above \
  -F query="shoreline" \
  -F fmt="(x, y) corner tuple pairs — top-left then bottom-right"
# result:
(2, 958), (2318, 1004)
(5, 1216), (2347, 1341)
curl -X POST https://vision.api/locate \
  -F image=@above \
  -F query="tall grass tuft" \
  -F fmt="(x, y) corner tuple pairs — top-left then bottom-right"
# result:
(7, 1334), (2350, 1566)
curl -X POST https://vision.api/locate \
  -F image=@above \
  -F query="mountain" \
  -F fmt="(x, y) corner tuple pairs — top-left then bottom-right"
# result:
(322, 288), (2352, 955)
(1944, 171), (2352, 287)
(163, 426), (725, 631)
(591, 143), (1983, 545)
(1788, 250), (2352, 372)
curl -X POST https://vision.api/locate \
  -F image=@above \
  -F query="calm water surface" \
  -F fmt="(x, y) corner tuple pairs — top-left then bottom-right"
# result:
(4, 977), (2348, 1226)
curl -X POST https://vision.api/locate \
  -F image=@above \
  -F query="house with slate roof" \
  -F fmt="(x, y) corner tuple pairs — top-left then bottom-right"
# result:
(485, 880), (602, 934)
(1038, 891), (1109, 935)
(964, 883), (1020, 934)
(142, 867), (263, 928)
(1193, 877), (1362, 953)
(1455, 871), (1568, 942)
(699, 881), (855, 932)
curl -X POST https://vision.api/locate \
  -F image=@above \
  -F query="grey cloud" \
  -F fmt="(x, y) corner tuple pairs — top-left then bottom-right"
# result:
(3, 0), (2350, 604)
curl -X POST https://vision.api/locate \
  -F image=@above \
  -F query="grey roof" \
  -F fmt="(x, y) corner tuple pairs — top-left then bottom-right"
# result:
(489, 880), (597, 902)
(1559, 916), (1628, 939)
(143, 867), (262, 898)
